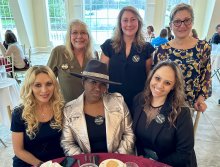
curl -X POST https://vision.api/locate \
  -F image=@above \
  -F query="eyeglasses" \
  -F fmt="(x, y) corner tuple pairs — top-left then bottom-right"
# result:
(172, 18), (192, 27)
(71, 31), (88, 36)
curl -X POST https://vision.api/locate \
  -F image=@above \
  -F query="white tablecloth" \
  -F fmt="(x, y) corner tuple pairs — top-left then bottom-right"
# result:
(0, 78), (20, 127)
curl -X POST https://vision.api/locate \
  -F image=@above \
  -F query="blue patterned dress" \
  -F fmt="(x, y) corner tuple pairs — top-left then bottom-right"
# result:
(153, 40), (211, 107)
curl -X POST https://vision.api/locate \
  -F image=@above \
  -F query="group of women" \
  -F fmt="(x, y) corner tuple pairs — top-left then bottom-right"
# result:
(10, 3), (211, 167)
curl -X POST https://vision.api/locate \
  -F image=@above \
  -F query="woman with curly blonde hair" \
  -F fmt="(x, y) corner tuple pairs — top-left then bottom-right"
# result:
(47, 19), (95, 103)
(101, 6), (155, 110)
(11, 65), (64, 167)
(132, 60), (197, 167)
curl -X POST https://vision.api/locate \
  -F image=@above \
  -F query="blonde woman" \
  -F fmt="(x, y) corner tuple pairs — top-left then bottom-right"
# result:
(101, 6), (155, 110)
(11, 65), (64, 167)
(48, 19), (94, 103)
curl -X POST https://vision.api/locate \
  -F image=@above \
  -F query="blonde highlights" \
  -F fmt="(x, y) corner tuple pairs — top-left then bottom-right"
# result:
(20, 65), (64, 139)
(65, 19), (94, 60)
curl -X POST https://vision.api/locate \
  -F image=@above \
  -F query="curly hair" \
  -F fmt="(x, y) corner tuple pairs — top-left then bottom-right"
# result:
(143, 60), (187, 126)
(20, 65), (64, 139)
(111, 6), (146, 53)
(65, 19), (94, 60)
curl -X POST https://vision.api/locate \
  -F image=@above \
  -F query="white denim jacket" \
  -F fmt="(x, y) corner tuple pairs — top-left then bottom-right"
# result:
(61, 92), (135, 155)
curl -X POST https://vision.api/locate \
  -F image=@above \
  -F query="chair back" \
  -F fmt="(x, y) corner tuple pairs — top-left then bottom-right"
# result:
(7, 105), (12, 122)
(0, 55), (15, 78)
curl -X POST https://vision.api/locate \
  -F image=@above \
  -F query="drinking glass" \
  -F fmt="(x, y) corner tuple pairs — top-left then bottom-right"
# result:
(79, 163), (98, 167)
(125, 162), (139, 167)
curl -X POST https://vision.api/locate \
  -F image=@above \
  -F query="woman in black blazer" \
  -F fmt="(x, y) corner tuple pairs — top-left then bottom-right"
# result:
(132, 60), (197, 167)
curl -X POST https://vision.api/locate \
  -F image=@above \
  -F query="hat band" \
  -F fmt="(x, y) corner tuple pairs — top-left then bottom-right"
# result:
(82, 71), (109, 80)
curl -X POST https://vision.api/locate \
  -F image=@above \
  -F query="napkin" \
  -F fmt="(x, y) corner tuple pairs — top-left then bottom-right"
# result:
(40, 161), (63, 167)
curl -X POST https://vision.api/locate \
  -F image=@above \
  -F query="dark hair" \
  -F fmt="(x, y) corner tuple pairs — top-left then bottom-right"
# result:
(170, 3), (194, 23)
(160, 29), (168, 38)
(192, 29), (198, 38)
(216, 24), (220, 31)
(147, 25), (154, 32)
(143, 60), (187, 126)
(5, 32), (17, 44)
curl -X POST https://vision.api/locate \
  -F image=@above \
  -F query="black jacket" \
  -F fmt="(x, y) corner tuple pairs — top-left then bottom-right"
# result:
(131, 92), (197, 167)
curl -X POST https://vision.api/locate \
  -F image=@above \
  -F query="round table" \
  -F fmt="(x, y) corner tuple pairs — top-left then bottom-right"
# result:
(0, 78), (20, 127)
(52, 153), (171, 167)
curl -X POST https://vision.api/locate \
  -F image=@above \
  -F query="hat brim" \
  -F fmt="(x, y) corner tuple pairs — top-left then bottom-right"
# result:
(70, 72), (122, 85)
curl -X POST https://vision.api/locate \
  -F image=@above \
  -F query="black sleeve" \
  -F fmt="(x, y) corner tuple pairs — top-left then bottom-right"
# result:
(146, 42), (155, 58)
(10, 106), (25, 132)
(160, 107), (195, 167)
(100, 39), (113, 58)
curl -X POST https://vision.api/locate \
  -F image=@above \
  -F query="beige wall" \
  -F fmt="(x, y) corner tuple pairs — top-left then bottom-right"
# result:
(8, 0), (220, 52)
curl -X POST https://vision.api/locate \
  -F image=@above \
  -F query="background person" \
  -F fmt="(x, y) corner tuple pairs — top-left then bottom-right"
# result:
(47, 19), (94, 103)
(211, 24), (220, 44)
(4, 31), (27, 69)
(153, 3), (211, 112)
(100, 6), (155, 110)
(132, 61), (197, 167)
(151, 28), (169, 47)
(146, 25), (155, 42)
(11, 65), (64, 167)
(166, 26), (174, 41)
(61, 60), (135, 155)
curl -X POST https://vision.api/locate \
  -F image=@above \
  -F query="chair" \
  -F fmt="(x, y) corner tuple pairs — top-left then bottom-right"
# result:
(0, 105), (13, 148)
(0, 55), (15, 78)
(193, 110), (201, 135)
(7, 105), (12, 122)
(0, 139), (7, 147)
(14, 47), (32, 81)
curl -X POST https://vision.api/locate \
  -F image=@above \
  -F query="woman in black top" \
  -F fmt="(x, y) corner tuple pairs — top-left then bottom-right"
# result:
(132, 61), (197, 167)
(11, 65), (64, 167)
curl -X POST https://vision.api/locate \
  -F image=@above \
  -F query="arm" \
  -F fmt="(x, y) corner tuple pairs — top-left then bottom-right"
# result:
(100, 52), (109, 65)
(145, 57), (152, 75)
(0, 42), (6, 55)
(116, 99), (135, 154)
(5, 45), (13, 56)
(12, 132), (42, 166)
(60, 109), (82, 156)
(47, 47), (60, 77)
(194, 42), (211, 112)
(160, 108), (195, 167)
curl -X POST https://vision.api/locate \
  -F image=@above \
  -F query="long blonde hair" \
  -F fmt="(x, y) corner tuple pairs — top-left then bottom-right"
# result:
(143, 61), (187, 126)
(20, 65), (64, 139)
(65, 19), (94, 60)
(112, 6), (146, 53)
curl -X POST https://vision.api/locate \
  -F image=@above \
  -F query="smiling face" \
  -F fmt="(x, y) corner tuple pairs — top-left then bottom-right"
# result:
(121, 10), (139, 38)
(150, 66), (176, 102)
(32, 73), (54, 105)
(70, 24), (89, 51)
(170, 10), (193, 39)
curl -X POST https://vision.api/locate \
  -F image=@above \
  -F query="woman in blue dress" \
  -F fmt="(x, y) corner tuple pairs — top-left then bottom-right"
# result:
(153, 3), (211, 112)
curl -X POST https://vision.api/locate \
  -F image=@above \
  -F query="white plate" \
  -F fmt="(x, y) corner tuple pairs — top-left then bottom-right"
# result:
(99, 159), (125, 167)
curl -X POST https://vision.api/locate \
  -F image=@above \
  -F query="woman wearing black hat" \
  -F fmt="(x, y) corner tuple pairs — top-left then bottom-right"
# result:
(61, 59), (135, 155)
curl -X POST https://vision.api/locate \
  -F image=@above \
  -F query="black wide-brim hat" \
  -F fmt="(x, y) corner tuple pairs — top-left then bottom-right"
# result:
(70, 59), (121, 85)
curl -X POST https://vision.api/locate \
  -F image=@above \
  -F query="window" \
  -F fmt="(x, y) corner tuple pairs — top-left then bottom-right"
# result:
(0, 0), (17, 41)
(84, 0), (145, 46)
(47, 0), (67, 46)
(164, 0), (190, 26)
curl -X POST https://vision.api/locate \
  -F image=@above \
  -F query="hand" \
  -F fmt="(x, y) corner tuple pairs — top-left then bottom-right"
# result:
(194, 99), (207, 112)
